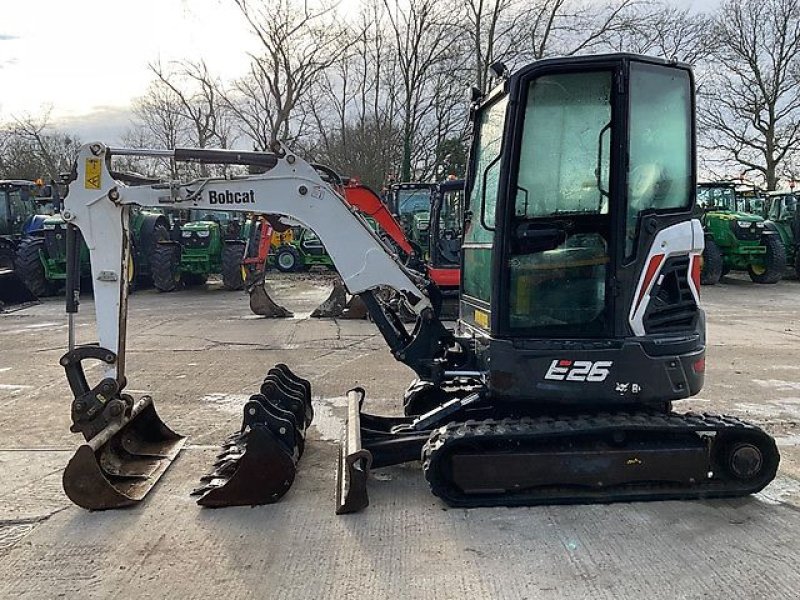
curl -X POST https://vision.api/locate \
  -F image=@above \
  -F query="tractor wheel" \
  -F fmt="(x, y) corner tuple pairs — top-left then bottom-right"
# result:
(15, 237), (55, 297)
(749, 234), (786, 284)
(700, 238), (723, 286)
(151, 243), (182, 292)
(275, 245), (301, 273)
(222, 243), (246, 291)
(794, 250), (800, 280)
(135, 224), (170, 289)
(0, 243), (14, 271)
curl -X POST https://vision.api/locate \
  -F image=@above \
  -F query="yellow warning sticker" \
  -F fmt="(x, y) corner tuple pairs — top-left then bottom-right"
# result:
(474, 309), (489, 329)
(85, 158), (102, 190)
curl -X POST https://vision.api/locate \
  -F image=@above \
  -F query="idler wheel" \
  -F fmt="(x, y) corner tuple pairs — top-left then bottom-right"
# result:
(728, 443), (764, 480)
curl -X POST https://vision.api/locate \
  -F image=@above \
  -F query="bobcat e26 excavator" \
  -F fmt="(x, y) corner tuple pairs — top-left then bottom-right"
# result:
(59, 54), (779, 513)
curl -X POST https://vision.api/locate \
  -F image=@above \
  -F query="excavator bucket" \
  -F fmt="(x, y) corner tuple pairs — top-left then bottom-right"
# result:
(247, 273), (293, 318)
(192, 364), (314, 507)
(311, 278), (347, 318)
(0, 267), (38, 312)
(62, 396), (185, 510)
(340, 294), (368, 319)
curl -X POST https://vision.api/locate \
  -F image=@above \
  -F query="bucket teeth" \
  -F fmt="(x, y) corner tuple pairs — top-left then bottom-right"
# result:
(193, 364), (314, 507)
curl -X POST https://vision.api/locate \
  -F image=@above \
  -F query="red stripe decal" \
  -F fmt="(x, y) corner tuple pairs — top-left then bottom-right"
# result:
(636, 253), (665, 309)
(690, 253), (701, 293)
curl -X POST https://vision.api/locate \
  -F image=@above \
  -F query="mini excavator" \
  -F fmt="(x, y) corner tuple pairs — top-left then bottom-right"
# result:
(60, 54), (779, 513)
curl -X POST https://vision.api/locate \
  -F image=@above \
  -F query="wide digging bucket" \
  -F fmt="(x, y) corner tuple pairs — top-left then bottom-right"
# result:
(63, 396), (185, 510)
(192, 364), (313, 507)
(248, 274), (293, 318)
(311, 279), (347, 318)
(0, 268), (38, 312)
(336, 388), (372, 514)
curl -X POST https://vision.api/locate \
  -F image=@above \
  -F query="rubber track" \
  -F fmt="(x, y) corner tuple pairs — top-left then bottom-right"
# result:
(422, 411), (780, 508)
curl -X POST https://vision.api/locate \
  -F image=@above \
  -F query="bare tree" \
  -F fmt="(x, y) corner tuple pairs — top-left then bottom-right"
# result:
(150, 60), (229, 150)
(606, 3), (713, 64)
(0, 110), (81, 181)
(382, 0), (466, 180)
(461, 0), (531, 92)
(700, 0), (800, 190)
(300, 4), (405, 188)
(125, 81), (193, 178)
(226, 0), (350, 149)
(524, 0), (638, 60)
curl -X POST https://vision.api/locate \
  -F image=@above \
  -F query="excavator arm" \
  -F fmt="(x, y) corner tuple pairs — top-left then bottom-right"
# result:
(63, 143), (451, 383)
(59, 142), (456, 510)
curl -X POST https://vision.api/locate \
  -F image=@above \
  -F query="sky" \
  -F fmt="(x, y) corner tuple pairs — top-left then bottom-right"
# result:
(0, 0), (257, 141)
(0, 0), (720, 144)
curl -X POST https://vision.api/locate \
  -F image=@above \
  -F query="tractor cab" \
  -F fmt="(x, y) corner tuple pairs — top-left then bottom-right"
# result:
(0, 180), (42, 238)
(430, 179), (464, 270)
(386, 182), (435, 252)
(764, 190), (800, 276)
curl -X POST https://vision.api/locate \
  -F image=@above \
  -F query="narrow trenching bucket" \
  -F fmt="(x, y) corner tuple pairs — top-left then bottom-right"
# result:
(192, 364), (314, 507)
(63, 396), (185, 510)
(247, 273), (293, 318)
(0, 268), (38, 312)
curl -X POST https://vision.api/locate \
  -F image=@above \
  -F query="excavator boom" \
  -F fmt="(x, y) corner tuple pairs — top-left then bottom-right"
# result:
(60, 143), (452, 509)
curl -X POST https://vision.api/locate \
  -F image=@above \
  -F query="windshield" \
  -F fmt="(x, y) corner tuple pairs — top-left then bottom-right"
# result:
(189, 210), (236, 223)
(396, 189), (432, 216)
(770, 194), (798, 219)
(439, 188), (464, 232)
(514, 71), (612, 219)
(697, 186), (735, 210)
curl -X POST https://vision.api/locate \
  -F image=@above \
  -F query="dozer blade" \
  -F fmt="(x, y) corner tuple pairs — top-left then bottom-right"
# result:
(0, 268), (38, 312)
(311, 278), (347, 318)
(248, 274), (293, 317)
(336, 388), (373, 514)
(63, 396), (185, 510)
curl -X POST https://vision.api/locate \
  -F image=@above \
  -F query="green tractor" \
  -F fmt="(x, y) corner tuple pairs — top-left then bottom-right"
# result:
(271, 218), (380, 273)
(150, 210), (247, 292)
(763, 191), (800, 278)
(0, 180), (51, 270)
(696, 182), (784, 285)
(0, 180), (53, 308)
(16, 208), (171, 296)
(271, 226), (334, 273)
(385, 182), (434, 258)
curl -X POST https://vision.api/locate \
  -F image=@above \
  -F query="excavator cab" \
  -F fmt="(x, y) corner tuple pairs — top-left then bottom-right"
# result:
(458, 54), (704, 406)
